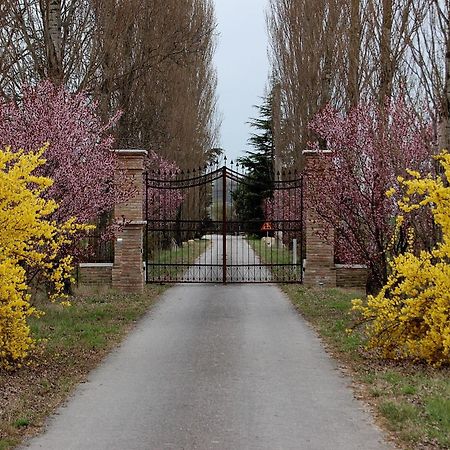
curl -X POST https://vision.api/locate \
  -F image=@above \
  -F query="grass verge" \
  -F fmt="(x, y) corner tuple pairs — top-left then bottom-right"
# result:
(247, 236), (302, 281)
(0, 285), (165, 449)
(282, 286), (450, 450)
(147, 238), (211, 281)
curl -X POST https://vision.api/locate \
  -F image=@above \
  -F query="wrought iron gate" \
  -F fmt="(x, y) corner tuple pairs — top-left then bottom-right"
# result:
(144, 163), (303, 284)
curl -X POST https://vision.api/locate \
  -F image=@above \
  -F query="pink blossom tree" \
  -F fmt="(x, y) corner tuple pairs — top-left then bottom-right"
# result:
(305, 97), (434, 289)
(264, 183), (303, 244)
(0, 81), (183, 264)
(0, 81), (123, 223)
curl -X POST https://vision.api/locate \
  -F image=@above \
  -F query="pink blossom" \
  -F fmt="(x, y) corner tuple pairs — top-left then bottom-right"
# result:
(305, 97), (434, 288)
(264, 185), (303, 244)
(0, 80), (123, 223)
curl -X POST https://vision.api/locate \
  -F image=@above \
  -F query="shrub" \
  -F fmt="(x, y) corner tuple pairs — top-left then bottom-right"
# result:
(0, 146), (89, 370)
(307, 98), (433, 290)
(353, 150), (450, 366)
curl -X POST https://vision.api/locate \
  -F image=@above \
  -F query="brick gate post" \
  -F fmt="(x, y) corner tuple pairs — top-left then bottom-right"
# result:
(302, 150), (336, 287)
(112, 149), (147, 293)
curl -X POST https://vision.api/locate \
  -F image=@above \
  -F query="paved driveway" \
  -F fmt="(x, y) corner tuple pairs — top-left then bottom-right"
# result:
(22, 238), (390, 450)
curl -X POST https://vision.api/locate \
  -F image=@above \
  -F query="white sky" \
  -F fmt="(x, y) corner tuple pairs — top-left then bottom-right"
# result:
(213, 0), (270, 162)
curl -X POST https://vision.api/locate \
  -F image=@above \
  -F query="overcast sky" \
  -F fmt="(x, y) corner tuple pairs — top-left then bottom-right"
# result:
(213, 0), (270, 162)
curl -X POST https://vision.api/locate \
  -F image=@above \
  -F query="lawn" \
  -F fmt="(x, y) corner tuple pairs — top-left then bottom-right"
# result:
(0, 285), (165, 449)
(282, 286), (450, 450)
(146, 238), (211, 282)
(247, 236), (302, 282)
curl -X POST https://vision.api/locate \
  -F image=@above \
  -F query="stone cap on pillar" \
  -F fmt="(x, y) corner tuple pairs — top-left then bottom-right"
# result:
(115, 149), (148, 171)
(302, 149), (332, 156)
(115, 148), (148, 156)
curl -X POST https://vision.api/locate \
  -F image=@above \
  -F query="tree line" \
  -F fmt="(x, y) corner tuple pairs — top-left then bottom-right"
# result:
(0, 0), (220, 368)
(267, 0), (449, 168)
(264, 1), (449, 284)
(263, 0), (450, 363)
(0, 0), (220, 169)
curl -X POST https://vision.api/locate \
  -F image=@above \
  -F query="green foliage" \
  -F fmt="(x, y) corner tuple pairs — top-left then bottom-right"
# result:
(233, 93), (275, 232)
(0, 440), (17, 450)
(353, 151), (450, 365)
(13, 418), (29, 428)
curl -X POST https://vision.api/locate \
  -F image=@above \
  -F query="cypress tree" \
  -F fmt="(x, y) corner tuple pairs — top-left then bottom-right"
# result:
(233, 93), (275, 234)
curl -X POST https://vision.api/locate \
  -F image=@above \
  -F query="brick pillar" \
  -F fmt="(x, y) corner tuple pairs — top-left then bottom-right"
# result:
(112, 149), (147, 293)
(302, 150), (336, 287)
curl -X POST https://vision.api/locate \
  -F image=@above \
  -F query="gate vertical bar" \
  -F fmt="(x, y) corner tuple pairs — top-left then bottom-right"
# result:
(222, 166), (227, 284)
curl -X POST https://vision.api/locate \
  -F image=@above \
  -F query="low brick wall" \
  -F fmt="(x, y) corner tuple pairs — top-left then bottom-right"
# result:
(335, 264), (368, 290)
(78, 263), (113, 285)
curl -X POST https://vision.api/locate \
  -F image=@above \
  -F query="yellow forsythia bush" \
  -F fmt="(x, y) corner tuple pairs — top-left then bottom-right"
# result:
(353, 150), (450, 366)
(0, 146), (90, 370)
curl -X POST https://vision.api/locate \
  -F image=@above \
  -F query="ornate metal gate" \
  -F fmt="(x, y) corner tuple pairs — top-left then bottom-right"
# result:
(145, 163), (303, 283)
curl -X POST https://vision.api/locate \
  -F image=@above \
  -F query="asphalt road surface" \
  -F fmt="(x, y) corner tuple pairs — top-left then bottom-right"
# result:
(22, 239), (391, 450)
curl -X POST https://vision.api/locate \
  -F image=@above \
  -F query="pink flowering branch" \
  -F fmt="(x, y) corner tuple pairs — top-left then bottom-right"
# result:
(305, 97), (434, 289)
(0, 80), (125, 223)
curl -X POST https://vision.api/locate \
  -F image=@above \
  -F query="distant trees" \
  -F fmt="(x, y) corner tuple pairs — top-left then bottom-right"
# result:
(92, 0), (219, 168)
(0, 0), (95, 90)
(267, 0), (449, 168)
(267, 0), (449, 287)
(0, 0), (219, 169)
(0, 0), (219, 265)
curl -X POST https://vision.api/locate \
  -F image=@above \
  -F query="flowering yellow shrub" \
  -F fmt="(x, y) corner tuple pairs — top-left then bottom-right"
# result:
(0, 146), (91, 370)
(353, 150), (450, 366)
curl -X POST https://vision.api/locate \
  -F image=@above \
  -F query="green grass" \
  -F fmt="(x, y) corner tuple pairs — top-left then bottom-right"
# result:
(0, 285), (165, 449)
(247, 237), (302, 281)
(426, 397), (450, 428)
(379, 401), (419, 426)
(282, 285), (450, 449)
(31, 303), (121, 350)
(0, 441), (17, 450)
(401, 385), (417, 396)
(13, 419), (29, 429)
(147, 238), (211, 281)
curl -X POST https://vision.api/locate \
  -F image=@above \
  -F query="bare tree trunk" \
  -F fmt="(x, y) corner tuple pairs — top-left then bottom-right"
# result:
(40, 0), (63, 84)
(347, 0), (361, 108)
(268, 0), (346, 167)
(271, 80), (283, 175)
(437, 3), (450, 152)
(379, 0), (393, 104)
(445, 24), (450, 150)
